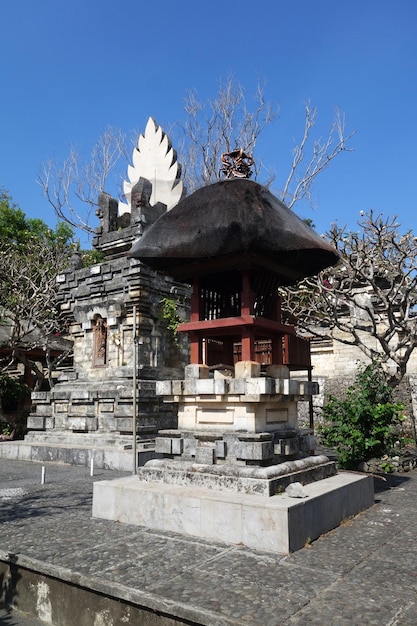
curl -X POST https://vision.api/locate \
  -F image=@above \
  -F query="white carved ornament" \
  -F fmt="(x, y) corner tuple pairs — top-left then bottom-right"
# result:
(118, 117), (183, 215)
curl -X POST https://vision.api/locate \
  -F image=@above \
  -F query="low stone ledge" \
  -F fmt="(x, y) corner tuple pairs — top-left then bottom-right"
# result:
(139, 455), (336, 497)
(156, 376), (319, 402)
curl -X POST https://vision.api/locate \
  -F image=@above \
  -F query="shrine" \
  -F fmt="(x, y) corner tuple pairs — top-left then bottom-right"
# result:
(93, 153), (374, 553)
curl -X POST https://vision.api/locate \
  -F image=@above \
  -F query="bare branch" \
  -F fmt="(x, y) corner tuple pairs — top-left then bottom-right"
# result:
(280, 104), (355, 209)
(179, 76), (279, 192)
(281, 211), (417, 386)
(38, 127), (127, 235)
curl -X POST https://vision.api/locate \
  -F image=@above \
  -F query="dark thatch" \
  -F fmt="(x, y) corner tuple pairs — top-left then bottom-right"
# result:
(128, 179), (339, 283)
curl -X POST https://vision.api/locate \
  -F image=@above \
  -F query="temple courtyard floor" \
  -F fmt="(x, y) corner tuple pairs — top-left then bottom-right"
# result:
(1, 458), (416, 626)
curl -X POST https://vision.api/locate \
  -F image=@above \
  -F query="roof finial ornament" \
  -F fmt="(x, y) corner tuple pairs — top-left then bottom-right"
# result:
(220, 149), (254, 179)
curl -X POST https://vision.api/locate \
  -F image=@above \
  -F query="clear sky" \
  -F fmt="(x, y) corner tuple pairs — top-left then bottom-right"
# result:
(1, 0), (417, 243)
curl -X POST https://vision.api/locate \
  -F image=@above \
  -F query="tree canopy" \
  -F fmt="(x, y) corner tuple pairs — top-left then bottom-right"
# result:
(0, 190), (74, 389)
(0, 188), (73, 245)
(281, 210), (417, 387)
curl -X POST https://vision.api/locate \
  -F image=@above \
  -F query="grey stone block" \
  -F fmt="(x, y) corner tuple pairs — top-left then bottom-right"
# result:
(172, 380), (184, 395)
(214, 378), (228, 394)
(155, 437), (172, 454)
(215, 440), (227, 458)
(171, 437), (184, 455)
(27, 416), (46, 430)
(31, 391), (49, 401)
(184, 364), (210, 379)
(228, 378), (246, 394)
(195, 379), (215, 395)
(45, 417), (55, 430)
(195, 447), (215, 464)
(156, 380), (172, 395)
(236, 440), (274, 461)
(183, 378), (198, 395)
(275, 437), (300, 456)
(114, 418), (133, 432)
(245, 377), (275, 395)
(300, 434), (318, 452)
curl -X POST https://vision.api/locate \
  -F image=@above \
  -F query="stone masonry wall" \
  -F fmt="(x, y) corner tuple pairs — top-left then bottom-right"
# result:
(27, 196), (190, 437)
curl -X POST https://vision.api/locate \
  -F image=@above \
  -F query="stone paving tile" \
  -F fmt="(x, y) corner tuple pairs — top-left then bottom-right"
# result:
(192, 548), (333, 599)
(150, 568), (310, 625)
(68, 536), (228, 585)
(283, 578), (416, 626)
(2, 459), (417, 626)
(350, 548), (417, 591)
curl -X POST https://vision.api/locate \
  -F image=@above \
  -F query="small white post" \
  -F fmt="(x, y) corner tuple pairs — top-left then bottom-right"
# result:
(90, 457), (94, 477)
(41, 466), (46, 485)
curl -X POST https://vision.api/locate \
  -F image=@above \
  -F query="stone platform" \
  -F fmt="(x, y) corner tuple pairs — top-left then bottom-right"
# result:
(0, 432), (159, 471)
(92, 468), (374, 553)
(6, 458), (417, 626)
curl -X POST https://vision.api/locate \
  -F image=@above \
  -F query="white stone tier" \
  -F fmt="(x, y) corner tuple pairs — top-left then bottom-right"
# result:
(92, 471), (374, 554)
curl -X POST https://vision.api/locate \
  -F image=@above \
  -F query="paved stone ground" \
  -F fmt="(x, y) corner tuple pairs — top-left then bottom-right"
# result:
(1, 458), (417, 626)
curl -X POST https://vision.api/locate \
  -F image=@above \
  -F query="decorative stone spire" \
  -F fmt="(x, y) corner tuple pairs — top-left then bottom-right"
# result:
(118, 117), (183, 215)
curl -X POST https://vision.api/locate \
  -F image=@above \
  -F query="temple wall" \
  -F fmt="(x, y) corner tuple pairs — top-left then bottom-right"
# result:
(27, 211), (190, 437)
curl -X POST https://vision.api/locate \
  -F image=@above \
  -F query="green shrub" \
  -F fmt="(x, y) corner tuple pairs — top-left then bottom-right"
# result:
(319, 361), (404, 469)
(0, 373), (30, 413)
(160, 298), (184, 345)
(81, 249), (105, 267)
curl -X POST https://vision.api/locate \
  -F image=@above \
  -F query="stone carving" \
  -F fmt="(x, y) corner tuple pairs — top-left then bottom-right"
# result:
(118, 118), (183, 215)
(220, 148), (254, 179)
(92, 316), (108, 368)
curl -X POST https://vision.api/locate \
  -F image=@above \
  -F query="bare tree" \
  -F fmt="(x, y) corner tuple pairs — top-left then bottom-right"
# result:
(179, 79), (355, 203)
(279, 103), (355, 209)
(0, 235), (72, 389)
(179, 76), (278, 191)
(39, 78), (354, 235)
(38, 126), (128, 236)
(280, 211), (417, 387)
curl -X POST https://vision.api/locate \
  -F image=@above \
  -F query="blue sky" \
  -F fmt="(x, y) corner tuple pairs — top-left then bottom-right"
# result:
(1, 0), (417, 243)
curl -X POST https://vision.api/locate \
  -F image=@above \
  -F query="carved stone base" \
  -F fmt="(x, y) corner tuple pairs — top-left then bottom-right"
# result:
(138, 455), (336, 497)
(92, 471), (374, 553)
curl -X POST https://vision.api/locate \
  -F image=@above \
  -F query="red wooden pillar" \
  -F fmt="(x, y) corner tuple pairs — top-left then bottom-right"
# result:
(241, 328), (255, 361)
(190, 331), (202, 364)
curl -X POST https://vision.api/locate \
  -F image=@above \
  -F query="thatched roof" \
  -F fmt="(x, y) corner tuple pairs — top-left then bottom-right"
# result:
(128, 179), (339, 284)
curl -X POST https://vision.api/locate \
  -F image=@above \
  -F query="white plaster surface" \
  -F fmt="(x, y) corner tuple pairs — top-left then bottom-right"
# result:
(92, 472), (374, 554)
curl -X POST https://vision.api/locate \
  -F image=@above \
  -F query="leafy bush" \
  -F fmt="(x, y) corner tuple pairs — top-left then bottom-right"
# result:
(319, 361), (404, 469)
(0, 373), (30, 413)
(81, 249), (106, 267)
(160, 298), (184, 345)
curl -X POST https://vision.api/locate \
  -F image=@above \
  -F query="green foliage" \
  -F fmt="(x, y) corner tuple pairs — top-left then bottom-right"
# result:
(0, 191), (74, 389)
(0, 372), (30, 413)
(0, 188), (73, 247)
(319, 361), (404, 469)
(81, 248), (106, 268)
(379, 461), (394, 473)
(160, 298), (184, 345)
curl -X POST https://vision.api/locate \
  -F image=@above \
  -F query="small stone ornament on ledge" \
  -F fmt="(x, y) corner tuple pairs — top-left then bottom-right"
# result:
(286, 482), (308, 498)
